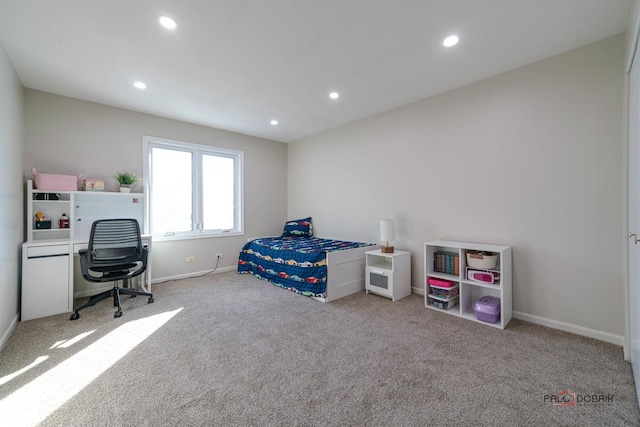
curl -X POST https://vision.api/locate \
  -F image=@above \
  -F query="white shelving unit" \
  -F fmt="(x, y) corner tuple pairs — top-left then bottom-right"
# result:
(27, 179), (145, 242)
(424, 240), (512, 329)
(29, 191), (73, 241)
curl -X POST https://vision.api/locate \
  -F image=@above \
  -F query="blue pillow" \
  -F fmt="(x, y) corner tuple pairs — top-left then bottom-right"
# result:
(282, 217), (313, 237)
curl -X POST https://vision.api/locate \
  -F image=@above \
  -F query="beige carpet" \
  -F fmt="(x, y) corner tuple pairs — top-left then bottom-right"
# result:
(1, 271), (638, 426)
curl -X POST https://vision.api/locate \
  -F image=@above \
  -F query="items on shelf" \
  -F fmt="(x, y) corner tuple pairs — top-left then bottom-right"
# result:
(466, 251), (498, 269)
(427, 276), (459, 309)
(433, 251), (459, 275)
(32, 168), (82, 191)
(427, 277), (455, 288)
(429, 295), (459, 310)
(474, 296), (501, 323)
(83, 179), (105, 192)
(34, 193), (60, 200)
(430, 285), (459, 299)
(34, 211), (51, 229)
(466, 267), (500, 284)
(59, 213), (70, 229)
(427, 277), (459, 298)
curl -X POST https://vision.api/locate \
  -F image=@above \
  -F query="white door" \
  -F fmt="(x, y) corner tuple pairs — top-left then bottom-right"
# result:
(628, 41), (640, 405)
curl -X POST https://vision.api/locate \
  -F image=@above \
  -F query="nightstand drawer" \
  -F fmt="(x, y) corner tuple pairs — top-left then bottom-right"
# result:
(366, 266), (393, 297)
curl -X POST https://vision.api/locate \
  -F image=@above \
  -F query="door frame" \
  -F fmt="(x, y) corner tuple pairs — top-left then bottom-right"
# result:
(626, 5), (640, 363)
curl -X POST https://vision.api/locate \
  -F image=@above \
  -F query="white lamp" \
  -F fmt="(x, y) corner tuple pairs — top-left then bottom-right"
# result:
(379, 219), (395, 253)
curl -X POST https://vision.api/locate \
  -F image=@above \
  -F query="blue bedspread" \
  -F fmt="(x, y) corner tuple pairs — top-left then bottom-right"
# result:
(237, 237), (374, 298)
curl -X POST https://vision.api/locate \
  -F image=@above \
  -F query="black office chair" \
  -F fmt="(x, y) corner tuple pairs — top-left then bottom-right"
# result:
(70, 218), (154, 320)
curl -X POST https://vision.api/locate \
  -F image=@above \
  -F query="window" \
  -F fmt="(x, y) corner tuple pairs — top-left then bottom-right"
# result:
(143, 136), (243, 239)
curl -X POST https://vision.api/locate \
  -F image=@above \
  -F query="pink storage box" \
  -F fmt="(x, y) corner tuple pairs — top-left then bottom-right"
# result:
(32, 168), (82, 191)
(427, 277), (455, 288)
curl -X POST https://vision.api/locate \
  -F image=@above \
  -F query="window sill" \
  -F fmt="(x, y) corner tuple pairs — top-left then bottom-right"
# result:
(151, 231), (244, 242)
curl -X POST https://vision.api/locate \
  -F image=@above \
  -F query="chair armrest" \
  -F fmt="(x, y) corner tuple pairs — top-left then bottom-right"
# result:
(127, 246), (149, 279)
(141, 245), (149, 265)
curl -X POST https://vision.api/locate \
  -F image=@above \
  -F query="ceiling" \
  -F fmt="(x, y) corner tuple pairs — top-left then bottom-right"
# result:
(0, 0), (631, 143)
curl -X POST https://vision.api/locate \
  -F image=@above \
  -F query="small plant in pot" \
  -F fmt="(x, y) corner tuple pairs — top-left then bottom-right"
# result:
(115, 172), (139, 193)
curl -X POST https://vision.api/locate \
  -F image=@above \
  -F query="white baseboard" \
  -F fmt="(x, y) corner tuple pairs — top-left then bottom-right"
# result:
(73, 267), (237, 297)
(151, 265), (236, 284)
(411, 284), (622, 346)
(74, 285), (112, 299)
(512, 311), (624, 347)
(0, 313), (19, 352)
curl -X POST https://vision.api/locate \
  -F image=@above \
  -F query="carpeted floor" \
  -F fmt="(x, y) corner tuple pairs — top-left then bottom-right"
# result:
(1, 271), (639, 426)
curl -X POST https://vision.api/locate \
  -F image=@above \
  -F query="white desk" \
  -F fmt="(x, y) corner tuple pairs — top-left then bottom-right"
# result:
(21, 236), (152, 321)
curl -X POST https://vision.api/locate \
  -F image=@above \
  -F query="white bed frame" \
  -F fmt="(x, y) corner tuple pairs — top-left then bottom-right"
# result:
(247, 237), (378, 302)
(320, 244), (379, 302)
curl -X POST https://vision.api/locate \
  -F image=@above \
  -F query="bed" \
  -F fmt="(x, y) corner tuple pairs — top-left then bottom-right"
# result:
(237, 218), (377, 302)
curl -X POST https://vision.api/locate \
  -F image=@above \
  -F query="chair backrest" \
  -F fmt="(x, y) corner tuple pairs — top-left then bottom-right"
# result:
(87, 219), (143, 266)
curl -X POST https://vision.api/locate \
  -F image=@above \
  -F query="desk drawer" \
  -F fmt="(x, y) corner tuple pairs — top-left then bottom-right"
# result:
(27, 245), (70, 258)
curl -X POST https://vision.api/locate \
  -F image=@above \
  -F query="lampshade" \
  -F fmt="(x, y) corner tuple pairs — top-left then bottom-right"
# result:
(380, 219), (395, 253)
(379, 219), (395, 243)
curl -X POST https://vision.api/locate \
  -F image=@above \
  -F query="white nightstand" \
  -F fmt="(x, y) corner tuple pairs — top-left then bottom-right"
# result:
(365, 249), (411, 301)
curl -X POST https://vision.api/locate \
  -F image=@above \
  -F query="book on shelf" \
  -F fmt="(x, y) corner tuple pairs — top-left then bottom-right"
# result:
(433, 251), (459, 275)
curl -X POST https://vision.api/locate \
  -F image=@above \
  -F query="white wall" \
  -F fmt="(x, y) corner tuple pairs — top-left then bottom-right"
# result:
(289, 35), (625, 337)
(0, 41), (24, 347)
(24, 90), (287, 281)
(627, 0), (640, 70)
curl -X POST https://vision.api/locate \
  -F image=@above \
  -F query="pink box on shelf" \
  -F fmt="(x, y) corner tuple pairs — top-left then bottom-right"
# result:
(32, 168), (82, 191)
(427, 277), (455, 288)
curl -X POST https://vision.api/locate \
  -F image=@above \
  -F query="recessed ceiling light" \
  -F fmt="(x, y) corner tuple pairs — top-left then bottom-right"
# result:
(329, 92), (340, 99)
(133, 81), (147, 89)
(270, 120), (278, 125)
(443, 35), (459, 47)
(159, 16), (177, 30)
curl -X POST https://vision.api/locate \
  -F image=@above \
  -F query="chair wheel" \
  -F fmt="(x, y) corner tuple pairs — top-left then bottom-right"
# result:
(130, 294), (137, 298)
(114, 310), (122, 318)
(148, 297), (154, 303)
(70, 313), (80, 321)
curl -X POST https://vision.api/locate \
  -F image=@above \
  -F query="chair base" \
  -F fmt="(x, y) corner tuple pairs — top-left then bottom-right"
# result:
(70, 282), (154, 320)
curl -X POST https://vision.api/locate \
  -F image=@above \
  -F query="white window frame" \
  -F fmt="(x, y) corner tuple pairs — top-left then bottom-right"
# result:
(142, 135), (244, 241)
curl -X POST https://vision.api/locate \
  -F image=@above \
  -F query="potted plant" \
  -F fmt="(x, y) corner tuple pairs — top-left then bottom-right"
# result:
(115, 172), (139, 193)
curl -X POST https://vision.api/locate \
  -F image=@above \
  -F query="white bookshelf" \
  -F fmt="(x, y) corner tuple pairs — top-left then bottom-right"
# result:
(424, 240), (512, 329)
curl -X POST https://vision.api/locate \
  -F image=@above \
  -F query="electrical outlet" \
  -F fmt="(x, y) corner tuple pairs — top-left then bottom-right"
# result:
(186, 256), (195, 263)
(215, 253), (224, 259)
